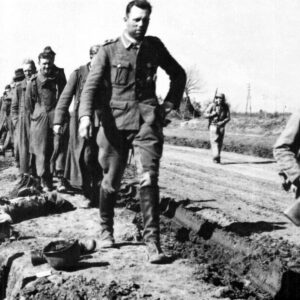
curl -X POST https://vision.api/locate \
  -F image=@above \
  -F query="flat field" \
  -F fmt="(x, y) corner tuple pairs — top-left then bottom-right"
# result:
(164, 113), (290, 158)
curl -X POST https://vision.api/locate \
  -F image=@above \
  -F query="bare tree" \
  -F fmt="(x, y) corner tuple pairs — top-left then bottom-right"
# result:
(185, 65), (205, 97)
(179, 65), (205, 119)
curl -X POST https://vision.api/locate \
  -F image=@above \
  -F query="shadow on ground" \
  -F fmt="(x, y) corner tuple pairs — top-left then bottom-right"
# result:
(221, 160), (275, 165)
(225, 221), (287, 236)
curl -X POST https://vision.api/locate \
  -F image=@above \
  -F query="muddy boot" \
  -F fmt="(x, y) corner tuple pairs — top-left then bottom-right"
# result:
(16, 174), (29, 189)
(41, 175), (53, 193)
(213, 157), (220, 164)
(97, 187), (116, 248)
(140, 186), (167, 264)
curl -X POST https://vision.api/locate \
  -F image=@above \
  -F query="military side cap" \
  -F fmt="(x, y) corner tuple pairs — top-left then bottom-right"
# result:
(5, 84), (11, 90)
(43, 46), (56, 57)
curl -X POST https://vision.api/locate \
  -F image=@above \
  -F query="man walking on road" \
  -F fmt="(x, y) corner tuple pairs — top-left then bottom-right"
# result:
(11, 59), (37, 188)
(26, 52), (66, 192)
(54, 45), (102, 208)
(204, 92), (230, 163)
(79, 0), (186, 263)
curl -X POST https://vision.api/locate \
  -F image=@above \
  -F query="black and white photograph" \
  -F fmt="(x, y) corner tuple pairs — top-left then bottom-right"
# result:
(0, 0), (300, 299)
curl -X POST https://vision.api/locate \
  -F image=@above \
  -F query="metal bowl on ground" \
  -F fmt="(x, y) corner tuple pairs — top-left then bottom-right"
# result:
(43, 239), (81, 270)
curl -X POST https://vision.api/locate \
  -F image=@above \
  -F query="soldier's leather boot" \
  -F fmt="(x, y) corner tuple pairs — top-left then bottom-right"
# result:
(41, 175), (53, 192)
(98, 187), (116, 248)
(140, 186), (167, 264)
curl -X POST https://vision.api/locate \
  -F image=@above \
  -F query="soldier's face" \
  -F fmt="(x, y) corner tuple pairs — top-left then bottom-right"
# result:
(215, 97), (224, 105)
(125, 6), (150, 41)
(39, 58), (52, 76)
(23, 63), (34, 80)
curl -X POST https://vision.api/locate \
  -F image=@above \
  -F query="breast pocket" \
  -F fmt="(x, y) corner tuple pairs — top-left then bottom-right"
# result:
(112, 62), (131, 85)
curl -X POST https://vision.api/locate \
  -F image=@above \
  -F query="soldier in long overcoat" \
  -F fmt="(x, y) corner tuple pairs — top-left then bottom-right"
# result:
(79, 0), (186, 263)
(25, 52), (66, 191)
(11, 60), (37, 187)
(54, 45), (102, 207)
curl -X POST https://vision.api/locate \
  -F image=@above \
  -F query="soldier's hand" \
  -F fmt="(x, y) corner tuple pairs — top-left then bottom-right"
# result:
(79, 116), (92, 139)
(162, 101), (174, 116)
(53, 124), (62, 135)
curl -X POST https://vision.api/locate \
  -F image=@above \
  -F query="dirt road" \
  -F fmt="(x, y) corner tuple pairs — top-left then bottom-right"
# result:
(160, 145), (300, 245)
(1, 144), (299, 299)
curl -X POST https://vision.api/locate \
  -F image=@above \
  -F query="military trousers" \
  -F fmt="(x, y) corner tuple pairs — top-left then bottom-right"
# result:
(97, 121), (164, 242)
(98, 121), (163, 192)
(209, 124), (225, 160)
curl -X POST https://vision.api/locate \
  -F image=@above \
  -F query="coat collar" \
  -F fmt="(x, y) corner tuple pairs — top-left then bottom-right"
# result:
(121, 31), (142, 49)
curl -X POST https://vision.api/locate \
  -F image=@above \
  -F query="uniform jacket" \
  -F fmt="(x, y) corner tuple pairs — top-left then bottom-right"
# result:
(53, 65), (67, 97)
(204, 102), (231, 127)
(25, 70), (66, 176)
(54, 63), (90, 125)
(274, 110), (300, 184)
(79, 33), (186, 130)
(26, 71), (65, 119)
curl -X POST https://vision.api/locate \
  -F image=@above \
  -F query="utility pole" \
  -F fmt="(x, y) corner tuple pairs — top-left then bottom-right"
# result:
(245, 83), (252, 115)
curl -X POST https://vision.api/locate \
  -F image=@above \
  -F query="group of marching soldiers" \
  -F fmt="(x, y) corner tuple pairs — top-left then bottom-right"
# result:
(0, 45), (101, 208)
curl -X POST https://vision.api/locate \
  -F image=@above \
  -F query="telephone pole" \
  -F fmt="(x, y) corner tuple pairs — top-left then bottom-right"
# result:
(245, 83), (252, 115)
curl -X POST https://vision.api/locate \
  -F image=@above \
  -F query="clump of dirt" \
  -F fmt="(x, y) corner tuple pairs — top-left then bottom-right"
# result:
(157, 210), (300, 300)
(159, 218), (265, 299)
(17, 276), (149, 300)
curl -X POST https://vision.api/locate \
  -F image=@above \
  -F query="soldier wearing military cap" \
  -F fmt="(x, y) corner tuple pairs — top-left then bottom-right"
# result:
(43, 46), (67, 94)
(25, 52), (66, 192)
(79, 0), (186, 263)
(204, 92), (231, 163)
(54, 45), (102, 207)
(41, 46), (69, 192)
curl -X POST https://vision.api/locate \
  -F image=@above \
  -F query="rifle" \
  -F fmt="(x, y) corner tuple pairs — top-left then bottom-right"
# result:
(213, 88), (218, 102)
(208, 88), (218, 128)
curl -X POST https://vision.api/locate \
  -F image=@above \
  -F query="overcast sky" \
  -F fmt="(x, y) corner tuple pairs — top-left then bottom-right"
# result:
(1, 0), (300, 112)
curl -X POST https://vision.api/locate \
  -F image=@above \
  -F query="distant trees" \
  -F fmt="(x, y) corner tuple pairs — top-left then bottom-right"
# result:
(179, 65), (205, 119)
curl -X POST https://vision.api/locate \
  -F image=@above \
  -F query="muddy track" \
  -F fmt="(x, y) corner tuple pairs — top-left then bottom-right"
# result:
(1, 144), (300, 299)
(160, 145), (300, 244)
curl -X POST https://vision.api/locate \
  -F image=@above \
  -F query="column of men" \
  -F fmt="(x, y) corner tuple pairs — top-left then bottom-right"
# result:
(0, 0), (186, 264)
(1, 45), (101, 209)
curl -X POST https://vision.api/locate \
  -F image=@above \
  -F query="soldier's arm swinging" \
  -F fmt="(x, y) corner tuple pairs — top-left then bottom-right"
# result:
(274, 111), (300, 185)
(53, 70), (78, 134)
(79, 47), (108, 139)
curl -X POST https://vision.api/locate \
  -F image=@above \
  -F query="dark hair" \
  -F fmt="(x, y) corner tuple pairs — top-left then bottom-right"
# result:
(126, 0), (152, 16)
(38, 52), (52, 62)
(5, 84), (11, 90)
